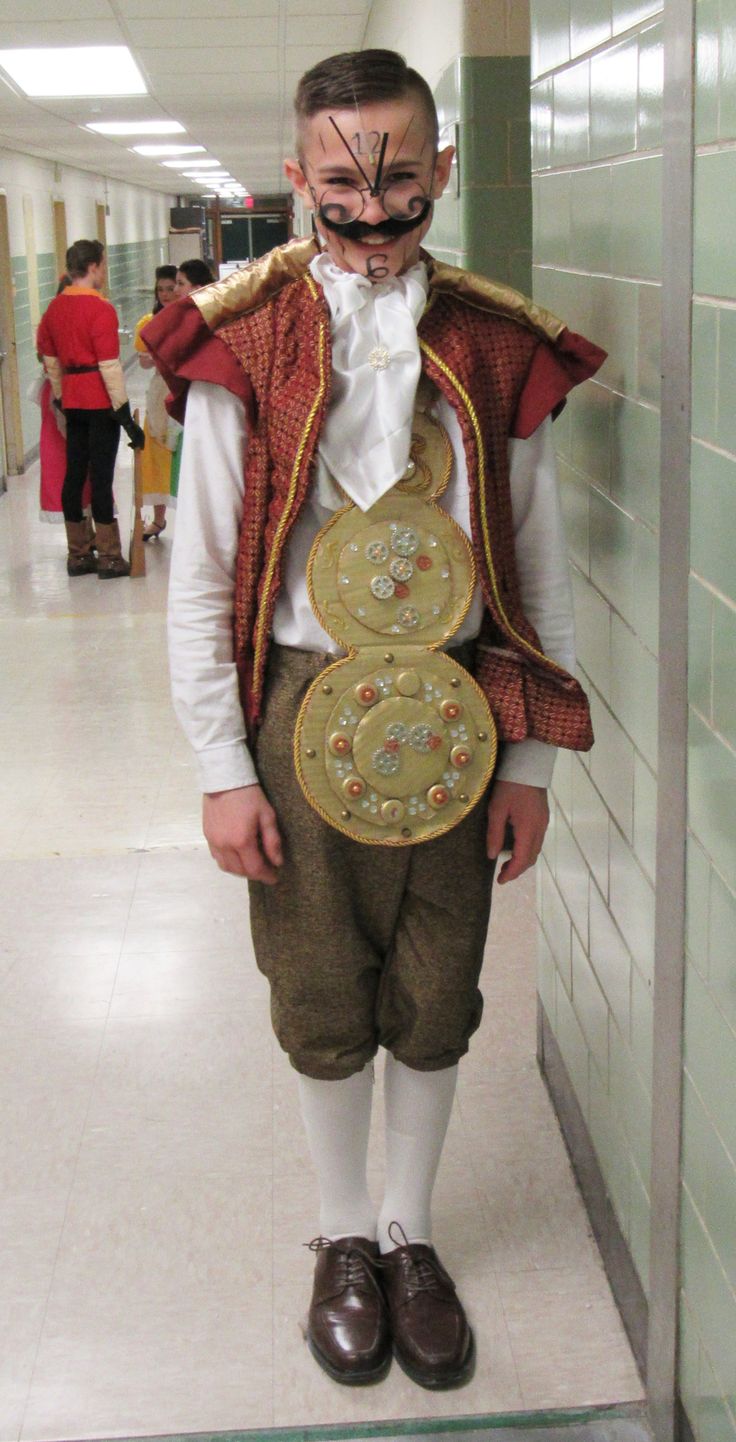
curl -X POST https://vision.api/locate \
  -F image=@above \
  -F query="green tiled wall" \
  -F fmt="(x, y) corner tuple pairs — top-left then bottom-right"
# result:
(431, 55), (532, 291)
(15, 238), (165, 463)
(531, 3), (663, 1316)
(533, 2), (736, 1437)
(682, 0), (736, 1432)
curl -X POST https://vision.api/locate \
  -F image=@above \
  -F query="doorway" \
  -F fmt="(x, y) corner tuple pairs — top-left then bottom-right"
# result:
(220, 212), (289, 264)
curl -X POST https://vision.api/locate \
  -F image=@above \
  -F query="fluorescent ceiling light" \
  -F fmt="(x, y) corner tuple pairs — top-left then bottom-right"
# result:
(132, 143), (205, 157)
(86, 120), (184, 136)
(162, 158), (220, 169)
(0, 47), (146, 97)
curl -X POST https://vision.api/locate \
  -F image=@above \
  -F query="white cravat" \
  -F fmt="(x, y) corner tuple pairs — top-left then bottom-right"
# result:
(309, 251), (429, 511)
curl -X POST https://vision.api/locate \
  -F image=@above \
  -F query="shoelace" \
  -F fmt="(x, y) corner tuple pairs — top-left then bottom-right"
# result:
(382, 1221), (455, 1304)
(306, 1236), (383, 1298)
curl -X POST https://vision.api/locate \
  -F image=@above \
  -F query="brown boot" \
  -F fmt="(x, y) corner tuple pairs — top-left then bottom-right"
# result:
(306, 1237), (391, 1384)
(64, 520), (97, 576)
(95, 520), (131, 579)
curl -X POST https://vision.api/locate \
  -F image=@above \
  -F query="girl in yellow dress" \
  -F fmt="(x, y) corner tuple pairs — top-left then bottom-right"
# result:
(134, 265), (178, 539)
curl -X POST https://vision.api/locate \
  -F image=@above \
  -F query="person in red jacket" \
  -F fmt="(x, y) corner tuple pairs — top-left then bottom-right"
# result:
(37, 238), (144, 578)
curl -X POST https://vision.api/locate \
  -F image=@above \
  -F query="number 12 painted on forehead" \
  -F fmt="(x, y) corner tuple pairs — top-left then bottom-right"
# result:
(351, 131), (381, 156)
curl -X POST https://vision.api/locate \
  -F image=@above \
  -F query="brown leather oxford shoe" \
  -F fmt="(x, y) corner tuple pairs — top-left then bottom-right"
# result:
(306, 1236), (391, 1384)
(380, 1237), (475, 1389)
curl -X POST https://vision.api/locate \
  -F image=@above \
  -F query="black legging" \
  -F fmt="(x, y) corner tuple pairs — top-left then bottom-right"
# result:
(62, 409), (121, 524)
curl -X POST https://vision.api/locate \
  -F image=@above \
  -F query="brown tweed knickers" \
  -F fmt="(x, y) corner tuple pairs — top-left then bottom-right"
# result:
(248, 644), (497, 1080)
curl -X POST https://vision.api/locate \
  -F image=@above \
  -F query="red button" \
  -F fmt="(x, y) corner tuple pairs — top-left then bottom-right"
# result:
(416, 555), (432, 571)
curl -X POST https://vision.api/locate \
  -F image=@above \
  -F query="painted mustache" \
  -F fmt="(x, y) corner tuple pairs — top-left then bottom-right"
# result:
(317, 200), (432, 243)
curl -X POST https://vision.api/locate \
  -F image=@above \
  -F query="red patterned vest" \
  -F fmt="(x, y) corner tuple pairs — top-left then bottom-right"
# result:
(143, 240), (604, 751)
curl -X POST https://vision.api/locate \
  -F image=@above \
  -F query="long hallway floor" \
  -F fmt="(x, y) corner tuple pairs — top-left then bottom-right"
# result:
(0, 387), (643, 1440)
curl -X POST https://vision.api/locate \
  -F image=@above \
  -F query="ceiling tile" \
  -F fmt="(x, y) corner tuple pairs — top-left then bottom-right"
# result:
(130, 17), (278, 47)
(287, 0), (368, 11)
(284, 15), (365, 45)
(137, 46), (278, 75)
(0, 0), (113, 17)
(117, 0), (279, 15)
(0, 19), (125, 46)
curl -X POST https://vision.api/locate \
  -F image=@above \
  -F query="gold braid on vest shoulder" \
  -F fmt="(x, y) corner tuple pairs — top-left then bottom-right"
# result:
(189, 236), (567, 347)
(425, 258), (566, 344)
(191, 237), (320, 330)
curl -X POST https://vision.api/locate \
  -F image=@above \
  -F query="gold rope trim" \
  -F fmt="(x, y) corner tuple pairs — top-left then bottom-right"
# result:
(251, 275), (327, 683)
(419, 340), (568, 677)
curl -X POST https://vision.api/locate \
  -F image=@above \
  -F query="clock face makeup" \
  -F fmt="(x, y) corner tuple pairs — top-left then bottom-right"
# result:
(286, 97), (454, 281)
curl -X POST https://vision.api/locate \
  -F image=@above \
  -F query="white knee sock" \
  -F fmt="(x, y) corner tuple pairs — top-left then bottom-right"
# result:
(377, 1055), (458, 1254)
(297, 1064), (377, 1241)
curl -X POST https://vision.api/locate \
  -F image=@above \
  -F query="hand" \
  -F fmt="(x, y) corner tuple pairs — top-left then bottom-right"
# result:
(486, 779), (549, 885)
(114, 400), (146, 450)
(203, 785), (284, 884)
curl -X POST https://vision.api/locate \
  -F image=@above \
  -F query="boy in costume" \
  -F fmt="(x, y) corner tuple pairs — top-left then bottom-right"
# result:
(144, 50), (604, 1390)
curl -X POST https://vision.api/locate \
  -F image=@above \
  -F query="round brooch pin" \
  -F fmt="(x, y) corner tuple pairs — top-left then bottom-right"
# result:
(368, 345), (391, 371)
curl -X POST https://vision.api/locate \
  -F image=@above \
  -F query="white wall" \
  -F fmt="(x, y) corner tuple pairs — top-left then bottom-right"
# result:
(0, 146), (173, 258)
(362, 0), (464, 87)
(362, 0), (529, 75)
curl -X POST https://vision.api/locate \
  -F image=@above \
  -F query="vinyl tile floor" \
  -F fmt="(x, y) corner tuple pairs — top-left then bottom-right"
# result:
(0, 380), (644, 1440)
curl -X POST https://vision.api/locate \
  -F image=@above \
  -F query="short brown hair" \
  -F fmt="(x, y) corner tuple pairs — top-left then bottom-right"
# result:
(294, 49), (439, 150)
(66, 239), (105, 279)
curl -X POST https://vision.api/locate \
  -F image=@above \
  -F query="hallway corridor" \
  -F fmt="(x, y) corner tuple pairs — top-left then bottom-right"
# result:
(0, 374), (642, 1439)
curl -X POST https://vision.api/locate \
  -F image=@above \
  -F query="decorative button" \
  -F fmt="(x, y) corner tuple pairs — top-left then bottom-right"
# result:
(402, 458), (416, 479)
(458, 792), (469, 803)
(356, 682), (379, 706)
(389, 557), (413, 582)
(416, 554), (432, 571)
(368, 345), (391, 371)
(392, 526), (419, 557)
(370, 574), (395, 600)
(394, 582), (410, 599)
(329, 732), (353, 756)
(322, 684), (333, 696)
(381, 798), (406, 823)
(427, 784), (451, 809)
(341, 809), (351, 820)
(396, 670), (421, 696)
(450, 744), (472, 767)
(401, 826), (412, 838)
(449, 677), (461, 688)
(372, 747), (400, 777)
(440, 699), (462, 721)
(343, 776), (365, 800)
(477, 730), (488, 741)
(384, 652), (394, 663)
(305, 747), (316, 758)
(409, 723), (440, 753)
(365, 539), (388, 563)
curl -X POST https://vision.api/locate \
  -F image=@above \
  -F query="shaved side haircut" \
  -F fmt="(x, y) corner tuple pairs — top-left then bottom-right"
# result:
(294, 49), (439, 151)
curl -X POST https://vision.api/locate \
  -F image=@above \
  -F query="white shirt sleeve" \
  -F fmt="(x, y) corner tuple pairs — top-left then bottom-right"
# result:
(495, 415), (575, 789)
(167, 381), (259, 794)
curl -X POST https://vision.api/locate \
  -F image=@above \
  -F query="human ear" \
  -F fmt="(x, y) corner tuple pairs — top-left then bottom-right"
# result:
(431, 144), (455, 200)
(284, 157), (314, 210)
